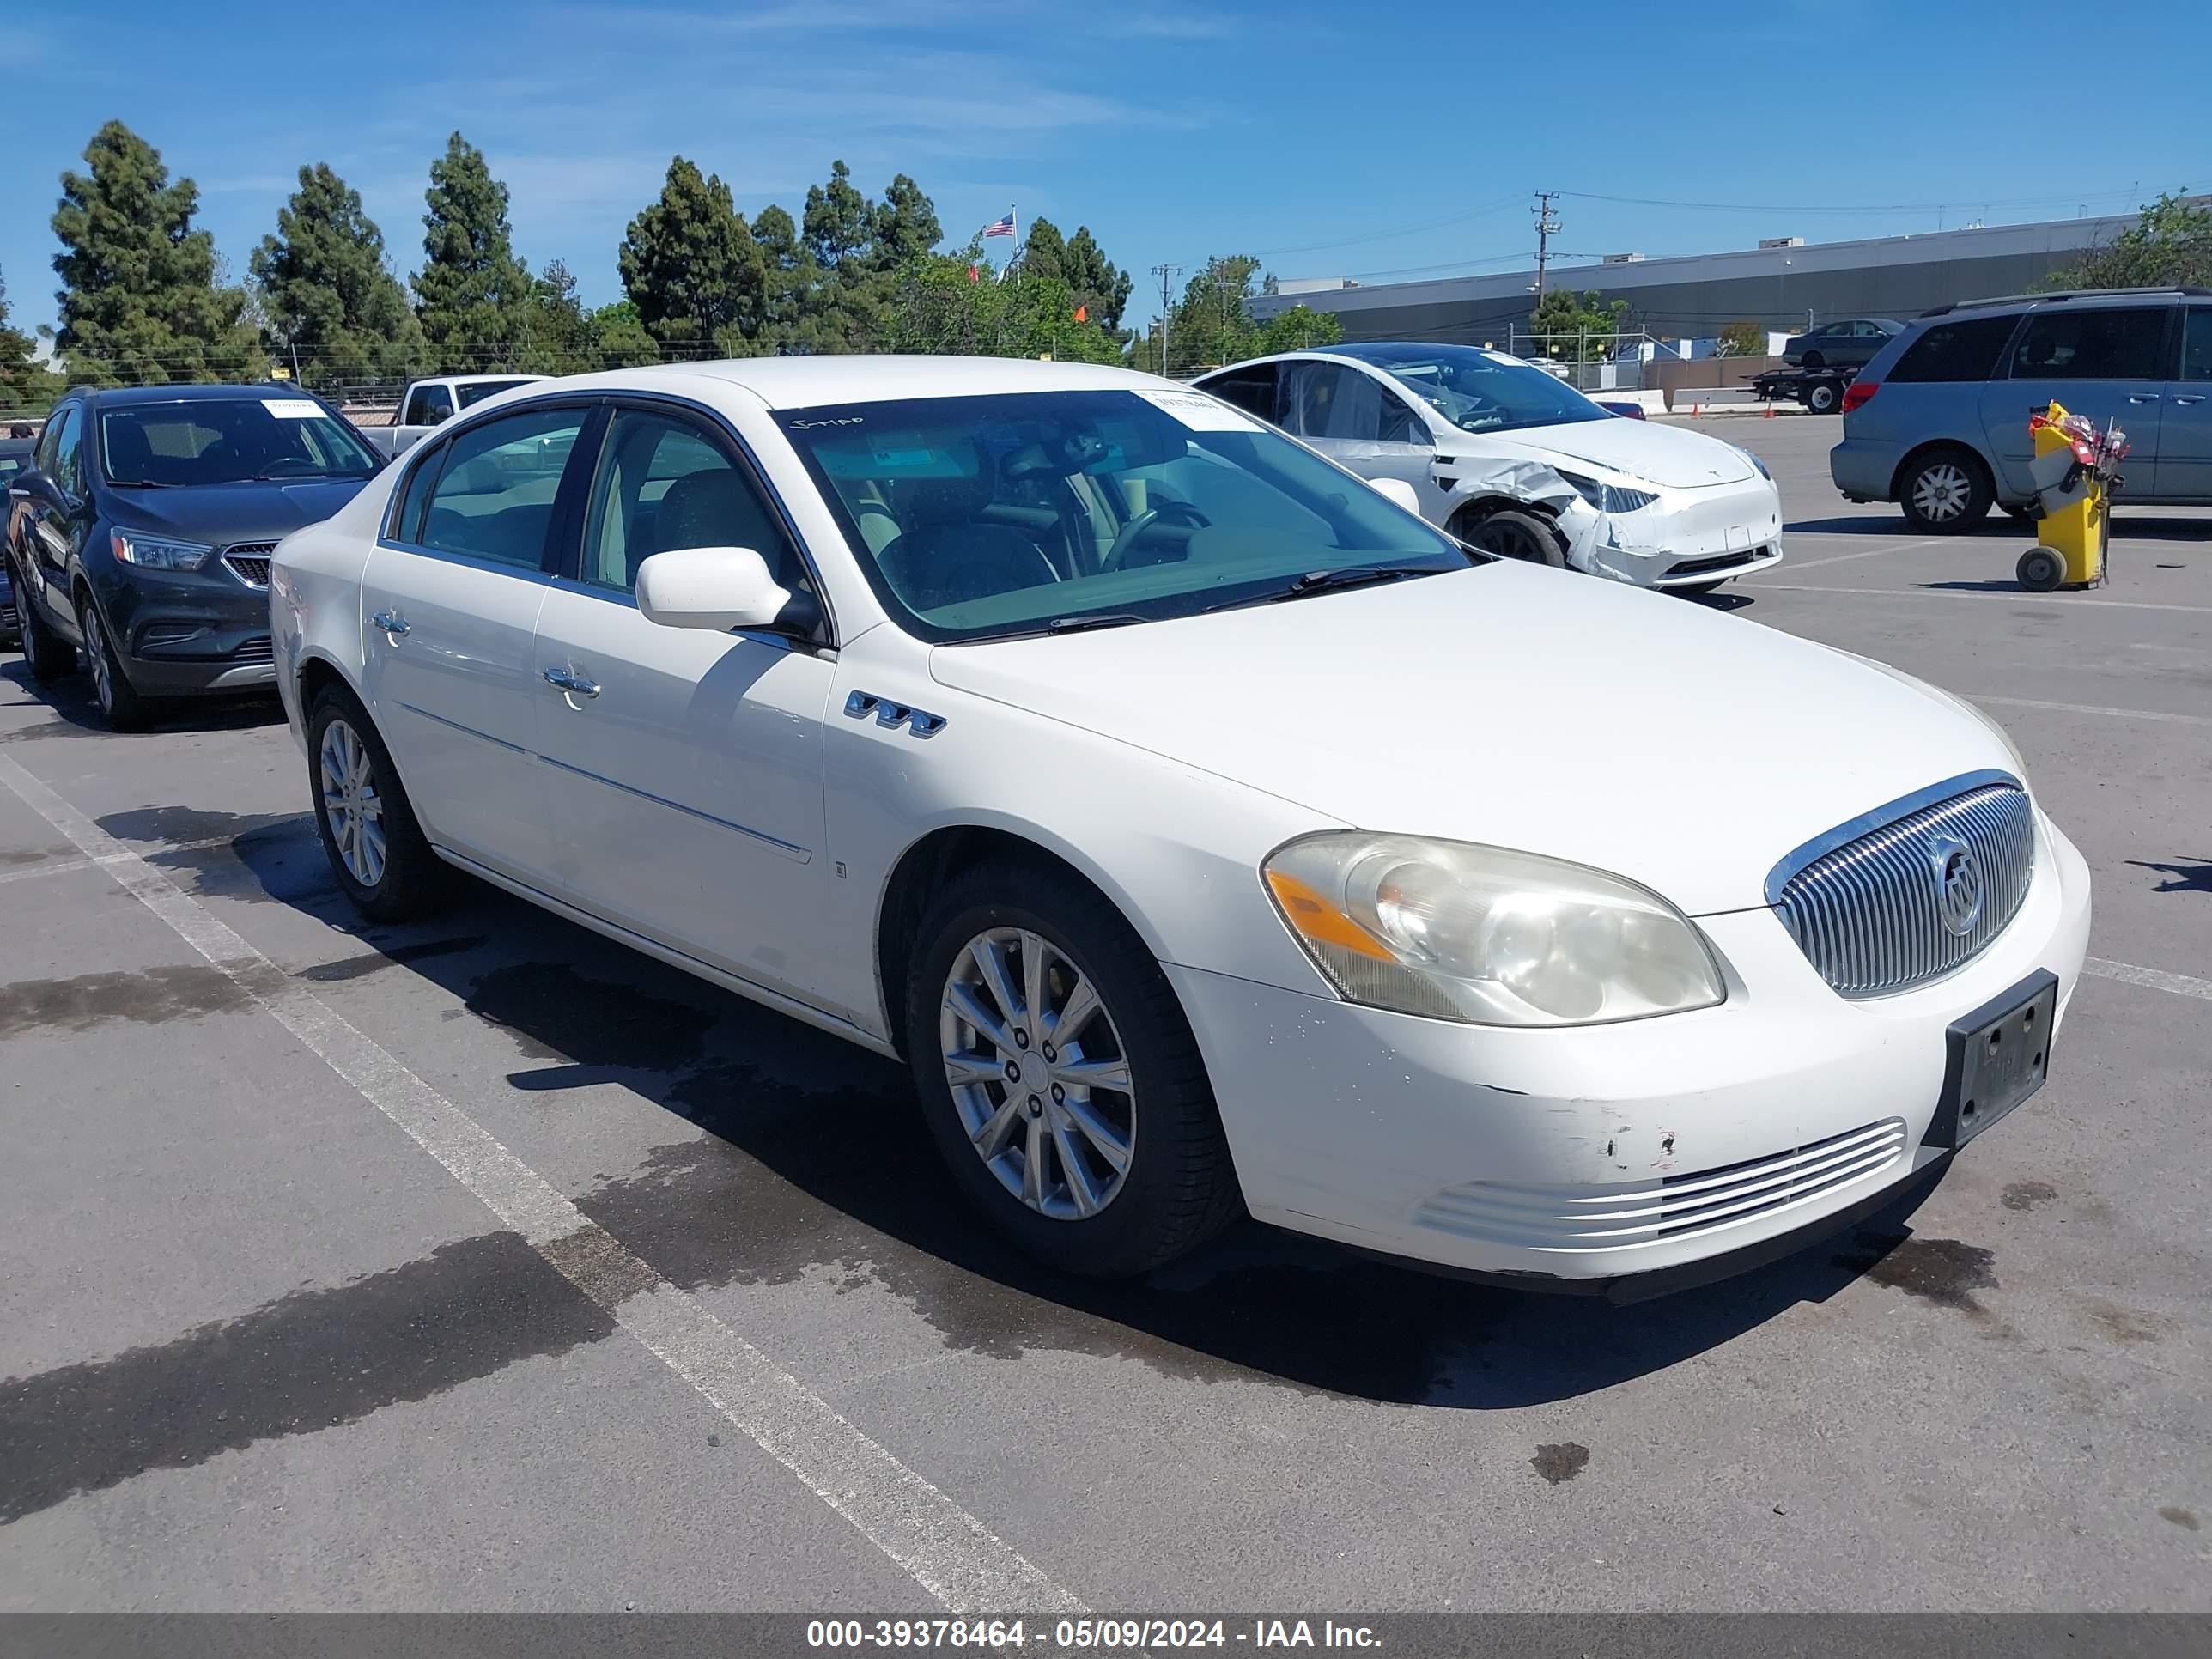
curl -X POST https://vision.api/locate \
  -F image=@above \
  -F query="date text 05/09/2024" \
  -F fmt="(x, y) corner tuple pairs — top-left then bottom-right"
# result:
(805, 1620), (1383, 1650)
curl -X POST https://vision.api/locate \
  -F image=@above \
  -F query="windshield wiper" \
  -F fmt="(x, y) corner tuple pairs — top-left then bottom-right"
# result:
(250, 471), (358, 482)
(1263, 564), (1440, 603)
(111, 478), (176, 489)
(1043, 612), (1151, 635)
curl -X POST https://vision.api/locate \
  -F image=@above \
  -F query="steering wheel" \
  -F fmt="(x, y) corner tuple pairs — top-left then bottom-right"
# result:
(1101, 500), (1210, 574)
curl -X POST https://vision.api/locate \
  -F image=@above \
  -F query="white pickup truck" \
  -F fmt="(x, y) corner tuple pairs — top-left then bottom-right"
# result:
(362, 374), (550, 459)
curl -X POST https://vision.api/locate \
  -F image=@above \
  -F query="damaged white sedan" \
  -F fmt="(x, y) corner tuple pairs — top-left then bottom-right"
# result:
(276, 356), (2086, 1300)
(1197, 343), (1784, 592)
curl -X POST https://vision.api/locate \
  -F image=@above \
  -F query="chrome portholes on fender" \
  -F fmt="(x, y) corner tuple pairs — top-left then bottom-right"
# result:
(845, 690), (946, 738)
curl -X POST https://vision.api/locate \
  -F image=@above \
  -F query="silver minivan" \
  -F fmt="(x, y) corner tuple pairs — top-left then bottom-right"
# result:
(1830, 287), (2212, 531)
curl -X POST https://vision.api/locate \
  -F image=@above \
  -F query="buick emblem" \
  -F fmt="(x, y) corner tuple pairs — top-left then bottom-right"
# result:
(1929, 836), (1984, 937)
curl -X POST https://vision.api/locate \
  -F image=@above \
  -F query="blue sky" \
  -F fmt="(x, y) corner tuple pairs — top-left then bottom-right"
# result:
(3, 0), (2207, 338)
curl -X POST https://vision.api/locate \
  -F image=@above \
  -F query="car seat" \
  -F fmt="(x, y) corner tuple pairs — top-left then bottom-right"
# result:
(876, 457), (1059, 611)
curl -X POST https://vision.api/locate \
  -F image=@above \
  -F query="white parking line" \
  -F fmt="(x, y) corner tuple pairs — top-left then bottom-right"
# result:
(2085, 957), (2212, 1001)
(1750, 583), (2212, 614)
(1759, 537), (1946, 574)
(1968, 695), (2212, 728)
(0, 750), (1084, 1620)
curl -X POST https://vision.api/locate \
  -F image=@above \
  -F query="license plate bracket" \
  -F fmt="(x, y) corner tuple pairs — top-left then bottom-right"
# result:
(1924, 969), (2059, 1150)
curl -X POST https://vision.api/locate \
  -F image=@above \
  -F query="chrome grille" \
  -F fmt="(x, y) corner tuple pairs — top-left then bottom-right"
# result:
(232, 636), (275, 665)
(222, 543), (277, 589)
(1771, 778), (2033, 997)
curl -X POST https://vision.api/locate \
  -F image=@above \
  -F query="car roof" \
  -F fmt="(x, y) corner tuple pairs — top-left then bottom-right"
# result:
(502, 355), (1172, 412)
(77, 383), (323, 409)
(1917, 285), (2209, 319)
(435, 373), (551, 386)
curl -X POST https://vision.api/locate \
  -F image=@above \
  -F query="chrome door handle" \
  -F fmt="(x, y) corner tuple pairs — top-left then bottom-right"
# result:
(371, 610), (410, 637)
(2174, 393), (2207, 405)
(2126, 393), (2161, 403)
(543, 666), (600, 699)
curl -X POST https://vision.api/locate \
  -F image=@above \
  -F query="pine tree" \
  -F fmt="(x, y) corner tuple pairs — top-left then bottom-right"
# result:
(750, 204), (815, 350)
(250, 162), (424, 387)
(51, 120), (262, 386)
(0, 269), (58, 414)
(618, 156), (764, 356)
(414, 132), (532, 369)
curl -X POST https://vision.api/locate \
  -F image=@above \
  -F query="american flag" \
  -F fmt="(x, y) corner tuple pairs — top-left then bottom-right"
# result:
(982, 212), (1016, 238)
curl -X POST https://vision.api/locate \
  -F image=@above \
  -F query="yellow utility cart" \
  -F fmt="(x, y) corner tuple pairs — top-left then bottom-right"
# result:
(2016, 399), (2127, 592)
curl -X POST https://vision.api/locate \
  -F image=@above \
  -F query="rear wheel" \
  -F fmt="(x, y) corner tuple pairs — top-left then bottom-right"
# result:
(2017, 548), (2065, 592)
(1460, 507), (1568, 567)
(307, 685), (454, 922)
(1898, 447), (1992, 533)
(1801, 350), (1826, 368)
(76, 595), (151, 732)
(17, 575), (75, 684)
(905, 859), (1239, 1278)
(1804, 380), (1839, 414)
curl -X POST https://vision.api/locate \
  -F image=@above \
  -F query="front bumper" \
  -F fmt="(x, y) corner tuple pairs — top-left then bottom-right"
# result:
(1582, 473), (1784, 589)
(1170, 812), (2091, 1294)
(94, 562), (276, 696)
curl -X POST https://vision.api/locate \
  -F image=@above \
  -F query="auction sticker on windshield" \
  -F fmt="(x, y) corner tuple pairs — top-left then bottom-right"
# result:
(1136, 387), (1262, 432)
(263, 400), (325, 419)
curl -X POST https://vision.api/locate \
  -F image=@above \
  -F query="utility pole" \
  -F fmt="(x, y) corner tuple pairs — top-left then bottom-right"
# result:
(1152, 263), (1182, 377)
(1531, 191), (1561, 309)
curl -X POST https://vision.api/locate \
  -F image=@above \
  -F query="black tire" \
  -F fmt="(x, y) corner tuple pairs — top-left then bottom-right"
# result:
(903, 858), (1240, 1278)
(2016, 547), (2065, 592)
(1897, 447), (1993, 534)
(306, 684), (455, 923)
(17, 578), (76, 684)
(76, 594), (151, 732)
(1800, 350), (1826, 368)
(1805, 380), (1839, 414)
(1460, 507), (1568, 568)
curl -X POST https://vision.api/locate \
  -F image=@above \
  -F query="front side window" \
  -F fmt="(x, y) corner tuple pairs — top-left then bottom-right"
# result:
(99, 398), (380, 488)
(407, 385), (455, 426)
(780, 388), (1467, 641)
(580, 409), (810, 599)
(35, 404), (75, 475)
(40, 405), (80, 490)
(1336, 343), (1613, 434)
(1888, 316), (2021, 382)
(1282, 362), (1415, 445)
(2008, 307), (2168, 381)
(1197, 365), (1278, 422)
(417, 404), (589, 572)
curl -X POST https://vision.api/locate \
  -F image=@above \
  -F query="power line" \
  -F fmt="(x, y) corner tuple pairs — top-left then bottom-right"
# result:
(1531, 191), (1561, 307)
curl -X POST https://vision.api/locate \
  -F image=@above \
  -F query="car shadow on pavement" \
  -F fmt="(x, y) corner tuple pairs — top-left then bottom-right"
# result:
(0, 661), (284, 743)
(1784, 514), (2020, 537)
(230, 868), (1954, 1412)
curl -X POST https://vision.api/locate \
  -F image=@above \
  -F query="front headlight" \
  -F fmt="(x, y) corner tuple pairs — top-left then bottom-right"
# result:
(112, 532), (214, 572)
(1554, 469), (1660, 516)
(1730, 443), (1772, 480)
(1263, 833), (1725, 1027)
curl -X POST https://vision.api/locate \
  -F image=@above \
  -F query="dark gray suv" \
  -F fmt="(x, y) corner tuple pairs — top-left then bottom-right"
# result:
(1829, 287), (2212, 532)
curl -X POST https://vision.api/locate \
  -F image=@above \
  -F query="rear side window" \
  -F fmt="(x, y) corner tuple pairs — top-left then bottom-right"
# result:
(417, 404), (590, 571)
(389, 445), (445, 542)
(2008, 307), (2168, 381)
(1200, 365), (1278, 422)
(1888, 316), (2021, 382)
(2182, 308), (2212, 381)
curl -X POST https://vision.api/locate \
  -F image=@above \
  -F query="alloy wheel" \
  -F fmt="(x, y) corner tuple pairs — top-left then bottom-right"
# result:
(939, 927), (1135, 1220)
(318, 718), (388, 888)
(1911, 462), (1972, 522)
(79, 605), (113, 714)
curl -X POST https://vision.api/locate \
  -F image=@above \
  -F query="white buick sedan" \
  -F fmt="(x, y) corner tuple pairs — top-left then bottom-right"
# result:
(271, 357), (2091, 1296)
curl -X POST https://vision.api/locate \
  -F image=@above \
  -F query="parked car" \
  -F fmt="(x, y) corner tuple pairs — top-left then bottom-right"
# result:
(4, 385), (383, 728)
(274, 356), (2090, 1296)
(1195, 345), (1784, 591)
(362, 374), (550, 459)
(1594, 400), (1648, 420)
(1832, 287), (2212, 532)
(0, 434), (30, 646)
(1783, 318), (1903, 369)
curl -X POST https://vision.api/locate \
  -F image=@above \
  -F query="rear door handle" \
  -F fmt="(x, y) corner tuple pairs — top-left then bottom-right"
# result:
(2173, 393), (2207, 405)
(371, 610), (410, 637)
(543, 666), (600, 699)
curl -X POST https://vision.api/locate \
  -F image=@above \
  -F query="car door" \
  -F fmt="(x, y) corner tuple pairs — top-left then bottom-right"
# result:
(1978, 303), (2172, 499)
(12, 403), (91, 636)
(358, 400), (594, 884)
(1279, 360), (1448, 520)
(528, 401), (839, 1009)
(2155, 304), (2212, 499)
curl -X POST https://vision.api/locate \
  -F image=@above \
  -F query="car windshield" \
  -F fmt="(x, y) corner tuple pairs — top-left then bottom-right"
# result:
(99, 398), (380, 487)
(456, 379), (536, 409)
(1338, 343), (1613, 435)
(779, 387), (1469, 642)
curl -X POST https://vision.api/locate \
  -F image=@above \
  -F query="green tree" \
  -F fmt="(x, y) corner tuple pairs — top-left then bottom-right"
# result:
(587, 300), (662, 368)
(1526, 288), (1631, 359)
(1132, 255), (1334, 375)
(1062, 226), (1133, 331)
(1021, 216), (1069, 284)
(1255, 303), (1342, 355)
(888, 246), (1121, 364)
(414, 131), (532, 370)
(750, 204), (815, 349)
(515, 258), (599, 373)
(873, 173), (942, 268)
(619, 155), (763, 356)
(1716, 319), (1768, 357)
(250, 162), (424, 387)
(0, 269), (60, 414)
(50, 120), (262, 386)
(2048, 190), (2212, 289)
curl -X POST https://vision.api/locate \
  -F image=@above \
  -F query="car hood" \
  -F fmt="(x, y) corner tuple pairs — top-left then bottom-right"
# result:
(927, 562), (2014, 915)
(105, 477), (370, 544)
(1447, 417), (1758, 489)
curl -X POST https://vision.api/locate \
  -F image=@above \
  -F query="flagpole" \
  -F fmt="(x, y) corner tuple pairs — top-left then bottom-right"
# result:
(1011, 204), (1019, 284)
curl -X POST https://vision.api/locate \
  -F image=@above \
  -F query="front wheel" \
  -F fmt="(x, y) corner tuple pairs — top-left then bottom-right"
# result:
(905, 860), (1239, 1277)
(2017, 547), (2065, 592)
(1805, 381), (1839, 414)
(76, 596), (151, 731)
(1461, 507), (1568, 567)
(307, 686), (455, 922)
(1899, 449), (1992, 533)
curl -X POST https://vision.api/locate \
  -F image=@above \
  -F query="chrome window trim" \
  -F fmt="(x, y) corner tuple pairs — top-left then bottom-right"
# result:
(1762, 769), (2021, 907)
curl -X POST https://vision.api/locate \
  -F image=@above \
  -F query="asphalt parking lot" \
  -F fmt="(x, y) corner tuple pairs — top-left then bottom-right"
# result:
(2, 412), (2207, 1613)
